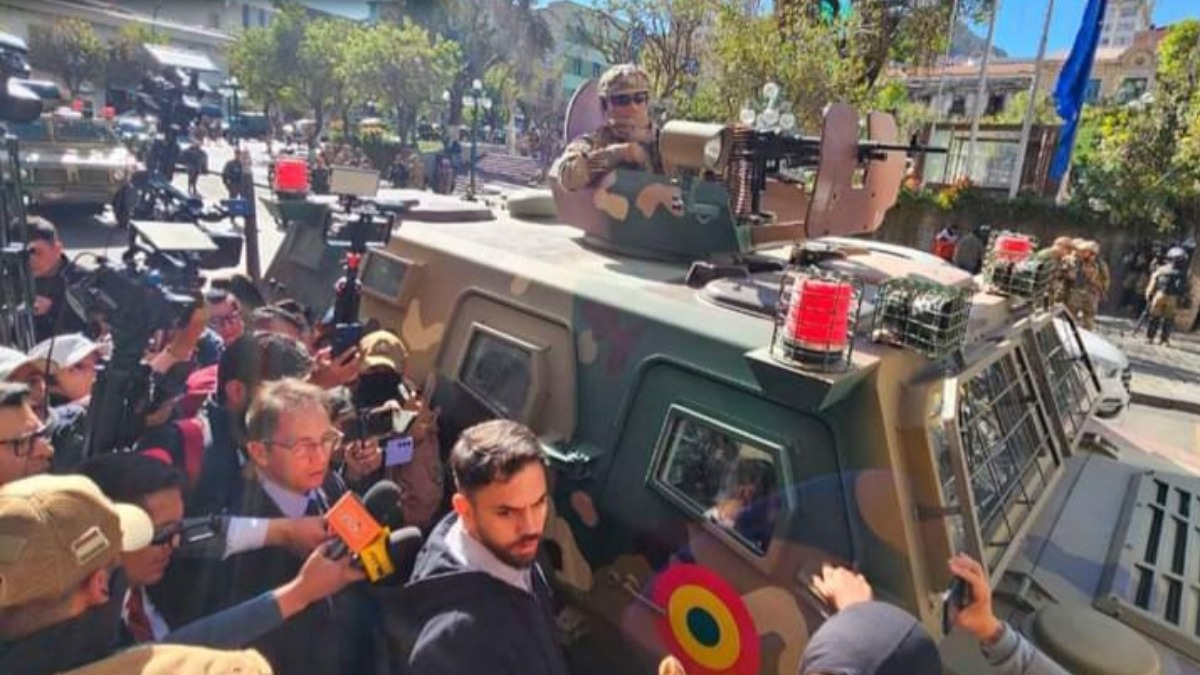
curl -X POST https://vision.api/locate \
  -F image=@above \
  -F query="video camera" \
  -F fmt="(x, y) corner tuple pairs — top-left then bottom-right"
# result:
(0, 33), (42, 125)
(67, 220), (227, 336)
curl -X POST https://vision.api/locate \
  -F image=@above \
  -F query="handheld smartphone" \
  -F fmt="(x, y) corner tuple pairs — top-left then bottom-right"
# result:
(344, 408), (417, 441)
(384, 435), (415, 467)
(942, 576), (973, 635)
(331, 322), (363, 357)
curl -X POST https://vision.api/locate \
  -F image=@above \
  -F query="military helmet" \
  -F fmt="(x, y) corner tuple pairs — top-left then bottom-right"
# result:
(1167, 247), (1187, 260)
(598, 64), (651, 98)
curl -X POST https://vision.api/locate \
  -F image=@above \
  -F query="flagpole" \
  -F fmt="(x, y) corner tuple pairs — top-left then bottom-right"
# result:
(964, 0), (1001, 183)
(928, 0), (960, 182)
(1009, 0), (1056, 198)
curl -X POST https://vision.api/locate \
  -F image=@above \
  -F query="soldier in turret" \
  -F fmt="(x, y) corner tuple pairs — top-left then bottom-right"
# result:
(555, 64), (662, 191)
(1067, 239), (1110, 330)
(1145, 247), (1189, 345)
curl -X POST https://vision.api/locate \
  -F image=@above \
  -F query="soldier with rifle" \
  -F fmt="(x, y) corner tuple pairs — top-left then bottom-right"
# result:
(1145, 247), (1189, 346)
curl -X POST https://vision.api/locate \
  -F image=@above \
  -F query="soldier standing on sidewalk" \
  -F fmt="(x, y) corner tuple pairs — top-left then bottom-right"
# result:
(1145, 247), (1189, 346)
(1068, 240), (1109, 330)
(1037, 236), (1076, 309)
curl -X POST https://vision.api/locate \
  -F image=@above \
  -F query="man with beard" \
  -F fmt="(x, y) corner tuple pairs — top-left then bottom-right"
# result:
(395, 419), (568, 675)
(555, 63), (661, 191)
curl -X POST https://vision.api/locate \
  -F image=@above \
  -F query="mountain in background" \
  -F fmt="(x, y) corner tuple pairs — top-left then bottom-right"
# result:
(951, 18), (1009, 59)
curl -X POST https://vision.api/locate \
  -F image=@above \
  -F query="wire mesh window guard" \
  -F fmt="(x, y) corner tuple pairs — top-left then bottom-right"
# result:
(1032, 321), (1097, 440)
(872, 278), (970, 359)
(942, 352), (1061, 569)
(983, 231), (1053, 301)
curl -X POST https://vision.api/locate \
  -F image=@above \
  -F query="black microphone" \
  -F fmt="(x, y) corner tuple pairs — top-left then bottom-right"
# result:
(362, 480), (404, 528)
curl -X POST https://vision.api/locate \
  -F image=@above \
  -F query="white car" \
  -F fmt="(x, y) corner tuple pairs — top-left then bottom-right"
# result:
(1056, 318), (1131, 418)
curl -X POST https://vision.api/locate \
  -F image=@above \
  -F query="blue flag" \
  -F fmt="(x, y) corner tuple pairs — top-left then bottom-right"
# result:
(1051, 0), (1109, 180)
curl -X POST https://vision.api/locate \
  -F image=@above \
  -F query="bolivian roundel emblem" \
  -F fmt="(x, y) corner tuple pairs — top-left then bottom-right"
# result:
(652, 564), (760, 675)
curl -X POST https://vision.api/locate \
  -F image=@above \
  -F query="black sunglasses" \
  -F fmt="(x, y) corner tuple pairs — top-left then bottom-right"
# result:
(609, 92), (649, 107)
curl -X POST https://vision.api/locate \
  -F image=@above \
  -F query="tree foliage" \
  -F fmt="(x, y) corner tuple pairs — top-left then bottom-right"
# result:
(569, 0), (709, 104)
(349, 21), (460, 143)
(105, 24), (167, 88)
(27, 18), (106, 97)
(1070, 20), (1200, 233)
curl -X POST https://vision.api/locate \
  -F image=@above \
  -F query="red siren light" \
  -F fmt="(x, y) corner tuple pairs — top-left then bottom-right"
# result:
(71, 99), (84, 112)
(274, 157), (310, 194)
(993, 233), (1034, 262)
(772, 268), (859, 371)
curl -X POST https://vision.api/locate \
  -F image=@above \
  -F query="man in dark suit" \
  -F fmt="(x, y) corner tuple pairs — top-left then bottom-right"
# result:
(223, 378), (374, 675)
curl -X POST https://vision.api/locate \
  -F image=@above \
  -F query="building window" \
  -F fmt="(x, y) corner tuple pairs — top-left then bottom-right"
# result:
(258, 9), (267, 26)
(592, 62), (602, 78)
(1119, 77), (1148, 102)
(1084, 79), (1101, 103)
(571, 57), (583, 77)
(949, 96), (966, 117)
(209, 12), (221, 29)
(242, 3), (250, 28)
(985, 93), (1005, 116)
(1101, 38), (1111, 47)
(651, 410), (787, 555)
(1119, 6), (1137, 17)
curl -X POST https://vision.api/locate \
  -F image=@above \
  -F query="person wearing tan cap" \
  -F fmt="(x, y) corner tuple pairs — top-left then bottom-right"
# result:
(1067, 239), (1109, 330)
(356, 330), (443, 530)
(555, 63), (661, 191)
(0, 474), (154, 671)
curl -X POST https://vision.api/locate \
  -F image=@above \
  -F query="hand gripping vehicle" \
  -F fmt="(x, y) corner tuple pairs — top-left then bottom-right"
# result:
(264, 79), (1197, 675)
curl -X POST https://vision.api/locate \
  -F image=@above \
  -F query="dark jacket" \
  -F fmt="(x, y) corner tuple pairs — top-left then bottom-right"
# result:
(221, 473), (375, 675)
(32, 255), (87, 342)
(0, 573), (126, 674)
(383, 513), (570, 675)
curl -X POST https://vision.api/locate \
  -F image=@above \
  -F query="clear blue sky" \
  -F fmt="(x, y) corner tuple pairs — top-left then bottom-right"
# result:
(989, 0), (1197, 58)
(311, 1), (1198, 59)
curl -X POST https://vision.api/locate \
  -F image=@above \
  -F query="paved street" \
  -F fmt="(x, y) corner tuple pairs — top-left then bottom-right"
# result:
(1092, 314), (1200, 414)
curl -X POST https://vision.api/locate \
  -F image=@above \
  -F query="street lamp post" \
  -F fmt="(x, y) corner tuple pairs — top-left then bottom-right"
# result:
(221, 76), (242, 148)
(461, 78), (492, 201)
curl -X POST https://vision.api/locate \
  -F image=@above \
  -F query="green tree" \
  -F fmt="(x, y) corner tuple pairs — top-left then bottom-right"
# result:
(982, 89), (1056, 125)
(776, 0), (997, 87)
(350, 21), (460, 144)
(1069, 20), (1200, 233)
(412, 0), (553, 124)
(569, 0), (710, 105)
(105, 23), (167, 90)
(295, 18), (362, 143)
(27, 18), (106, 98)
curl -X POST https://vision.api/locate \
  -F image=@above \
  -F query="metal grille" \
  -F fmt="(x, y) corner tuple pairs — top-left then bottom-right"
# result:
(33, 168), (68, 184)
(1032, 322), (1096, 440)
(1097, 472), (1200, 661)
(950, 353), (1059, 568)
(872, 278), (970, 359)
(77, 169), (112, 184)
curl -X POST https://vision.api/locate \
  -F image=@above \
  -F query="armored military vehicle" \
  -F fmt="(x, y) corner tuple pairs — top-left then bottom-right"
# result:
(264, 82), (1198, 675)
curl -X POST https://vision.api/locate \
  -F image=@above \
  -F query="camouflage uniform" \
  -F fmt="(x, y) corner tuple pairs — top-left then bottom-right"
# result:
(556, 64), (662, 192)
(1035, 237), (1075, 309)
(1067, 241), (1109, 330)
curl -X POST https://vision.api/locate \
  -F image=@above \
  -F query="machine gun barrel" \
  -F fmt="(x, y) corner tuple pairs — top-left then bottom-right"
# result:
(743, 130), (945, 165)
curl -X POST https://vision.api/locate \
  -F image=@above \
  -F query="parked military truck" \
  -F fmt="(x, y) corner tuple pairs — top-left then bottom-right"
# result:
(263, 85), (1199, 675)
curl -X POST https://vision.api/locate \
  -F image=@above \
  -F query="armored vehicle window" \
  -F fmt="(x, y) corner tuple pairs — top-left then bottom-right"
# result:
(653, 412), (785, 555)
(948, 352), (1059, 567)
(7, 119), (49, 141)
(360, 251), (409, 299)
(50, 118), (116, 144)
(460, 328), (533, 419)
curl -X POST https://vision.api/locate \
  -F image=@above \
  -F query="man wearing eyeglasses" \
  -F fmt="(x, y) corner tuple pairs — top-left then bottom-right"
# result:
(222, 377), (373, 675)
(0, 383), (53, 487)
(556, 63), (662, 192)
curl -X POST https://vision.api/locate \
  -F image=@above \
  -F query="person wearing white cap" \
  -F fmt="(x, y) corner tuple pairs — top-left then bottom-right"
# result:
(29, 333), (104, 406)
(0, 345), (54, 417)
